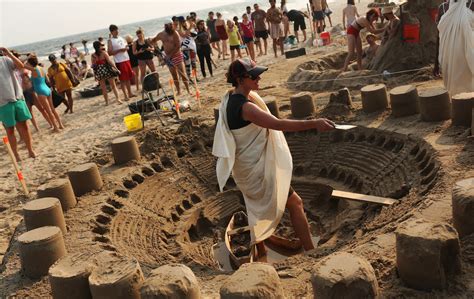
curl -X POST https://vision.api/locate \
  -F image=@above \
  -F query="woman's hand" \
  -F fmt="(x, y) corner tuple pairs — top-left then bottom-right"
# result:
(313, 118), (335, 132)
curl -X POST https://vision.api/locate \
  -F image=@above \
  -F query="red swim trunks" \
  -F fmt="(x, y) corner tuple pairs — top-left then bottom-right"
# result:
(116, 60), (134, 81)
(165, 52), (184, 68)
(346, 25), (360, 37)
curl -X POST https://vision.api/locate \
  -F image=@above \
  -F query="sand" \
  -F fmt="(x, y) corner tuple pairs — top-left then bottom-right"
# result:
(2, 0), (474, 297)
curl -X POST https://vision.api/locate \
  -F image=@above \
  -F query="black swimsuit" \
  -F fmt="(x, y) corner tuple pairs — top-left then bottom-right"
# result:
(135, 40), (154, 60)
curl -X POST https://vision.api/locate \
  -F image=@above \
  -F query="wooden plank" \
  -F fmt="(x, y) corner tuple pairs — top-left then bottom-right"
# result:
(331, 190), (398, 206)
(227, 225), (251, 236)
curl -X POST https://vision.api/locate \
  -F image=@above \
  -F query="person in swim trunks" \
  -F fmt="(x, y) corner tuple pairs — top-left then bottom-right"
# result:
(152, 22), (191, 95)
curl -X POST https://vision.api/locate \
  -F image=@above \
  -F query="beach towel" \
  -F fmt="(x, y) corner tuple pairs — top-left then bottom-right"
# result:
(212, 90), (293, 243)
(438, 0), (474, 95)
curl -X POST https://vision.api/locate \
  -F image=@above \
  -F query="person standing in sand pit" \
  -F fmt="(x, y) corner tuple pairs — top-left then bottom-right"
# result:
(267, 0), (285, 58)
(213, 58), (335, 254)
(252, 3), (269, 56)
(152, 22), (191, 96)
(0, 47), (36, 161)
(108, 24), (136, 101)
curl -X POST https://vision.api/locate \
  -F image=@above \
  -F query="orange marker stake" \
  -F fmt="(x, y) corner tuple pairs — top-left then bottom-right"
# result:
(169, 79), (181, 119)
(2, 136), (29, 195)
(192, 69), (201, 108)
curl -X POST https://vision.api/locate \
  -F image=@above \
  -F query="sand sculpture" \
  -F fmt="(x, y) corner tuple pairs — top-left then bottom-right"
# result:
(140, 264), (201, 299)
(418, 88), (451, 122)
(67, 163), (103, 197)
(111, 136), (141, 165)
(361, 84), (389, 113)
(37, 178), (77, 211)
(290, 92), (315, 118)
(264, 98), (280, 118)
(389, 85), (420, 117)
(18, 226), (67, 278)
(23, 197), (67, 234)
(452, 178), (474, 237)
(213, 106), (220, 124)
(311, 252), (379, 298)
(219, 262), (284, 298)
(395, 218), (461, 290)
(451, 92), (474, 127)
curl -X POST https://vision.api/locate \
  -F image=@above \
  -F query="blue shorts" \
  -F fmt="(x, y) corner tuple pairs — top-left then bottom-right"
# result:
(0, 100), (32, 128)
(313, 10), (325, 21)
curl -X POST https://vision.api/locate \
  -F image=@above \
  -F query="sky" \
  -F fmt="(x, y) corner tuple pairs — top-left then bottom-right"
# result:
(0, 0), (246, 47)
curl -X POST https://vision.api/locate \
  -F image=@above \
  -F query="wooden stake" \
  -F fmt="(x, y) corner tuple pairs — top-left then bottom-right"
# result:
(2, 136), (29, 195)
(169, 79), (181, 119)
(307, 3), (316, 45)
(192, 69), (201, 108)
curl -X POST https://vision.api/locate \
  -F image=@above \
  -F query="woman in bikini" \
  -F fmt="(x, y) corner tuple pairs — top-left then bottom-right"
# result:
(91, 41), (121, 105)
(133, 28), (157, 87)
(342, 8), (385, 71)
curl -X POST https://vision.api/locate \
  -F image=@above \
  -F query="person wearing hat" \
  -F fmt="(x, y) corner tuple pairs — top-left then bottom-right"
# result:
(380, 6), (400, 45)
(362, 33), (380, 68)
(47, 54), (75, 113)
(213, 58), (335, 256)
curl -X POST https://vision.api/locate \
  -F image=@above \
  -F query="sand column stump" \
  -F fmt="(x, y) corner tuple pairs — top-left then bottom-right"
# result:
(361, 84), (389, 113)
(418, 89), (451, 121)
(265, 98), (280, 118)
(49, 253), (95, 299)
(311, 252), (379, 298)
(389, 85), (420, 117)
(140, 264), (201, 298)
(395, 218), (461, 290)
(452, 178), (474, 237)
(67, 163), (103, 197)
(111, 136), (141, 165)
(220, 263), (284, 298)
(18, 226), (67, 278)
(37, 179), (77, 211)
(290, 92), (315, 118)
(23, 197), (67, 235)
(451, 92), (474, 126)
(89, 254), (144, 299)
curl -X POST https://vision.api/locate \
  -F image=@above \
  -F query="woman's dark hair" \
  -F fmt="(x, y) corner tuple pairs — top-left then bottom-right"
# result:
(366, 8), (380, 20)
(347, 0), (355, 5)
(27, 55), (39, 67)
(197, 20), (206, 31)
(93, 41), (102, 54)
(226, 60), (248, 87)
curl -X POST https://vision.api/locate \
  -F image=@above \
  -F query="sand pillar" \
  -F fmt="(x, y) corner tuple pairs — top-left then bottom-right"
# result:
(389, 85), (419, 117)
(265, 98), (280, 118)
(18, 226), (67, 278)
(395, 218), (461, 290)
(89, 254), (144, 299)
(418, 88), (451, 121)
(311, 252), (379, 298)
(23, 197), (67, 235)
(140, 264), (201, 299)
(49, 252), (95, 299)
(451, 92), (474, 126)
(290, 92), (315, 118)
(37, 179), (77, 212)
(67, 163), (103, 197)
(452, 178), (474, 237)
(111, 136), (141, 165)
(361, 84), (389, 113)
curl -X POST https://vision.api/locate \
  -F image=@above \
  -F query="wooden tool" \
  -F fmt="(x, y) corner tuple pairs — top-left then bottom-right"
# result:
(192, 69), (201, 108)
(332, 190), (397, 206)
(3, 136), (29, 195)
(169, 79), (181, 119)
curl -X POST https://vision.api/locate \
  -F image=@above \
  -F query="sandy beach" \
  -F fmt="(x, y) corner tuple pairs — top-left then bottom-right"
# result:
(2, 0), (474, 297)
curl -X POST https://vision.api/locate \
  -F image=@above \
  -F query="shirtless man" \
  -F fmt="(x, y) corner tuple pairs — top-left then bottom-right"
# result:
(380, 7), (400, 45)
(152, 23), (190, 95)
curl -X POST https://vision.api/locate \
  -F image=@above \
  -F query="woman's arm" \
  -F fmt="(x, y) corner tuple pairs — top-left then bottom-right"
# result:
(104, 52), (118, 68)
(342, 10), (346, 29)
(23, 63), (35, 72)
(355, 7), (360, 18)
(367, 23), (385, 34)
(132, 42), (140, 56)
(242, 102), (335, 132)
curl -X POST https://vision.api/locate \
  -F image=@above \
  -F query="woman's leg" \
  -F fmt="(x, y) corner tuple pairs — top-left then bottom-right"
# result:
(47, 95), (65, 129)
(108, 78), (121, 103)
(237, 48), (242, 59)
(197, 48), (206, 77)
(27, 102), (40, 132)
(248, 41), (256, 61)
(138, 62), (147, 86)
(355, 36), (363, 70)
(64, 89), (74, 113)
(286, 191), (315, 251)
(15, 121), (36, 158)
(32, 92), (53, 128)
(99, 79), (109, 105)
(222, 40), (228, 58)
(38, 95), (59, 131)
(133, 66), (140, 92)
(230, 48), (235, 62)
(342, 35), (356, 71)
(204, 45), (213, 76)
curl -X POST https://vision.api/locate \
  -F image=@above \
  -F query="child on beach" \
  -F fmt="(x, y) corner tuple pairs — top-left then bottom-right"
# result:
(240, 14), (256, 61)
(227, 20), (243, 62)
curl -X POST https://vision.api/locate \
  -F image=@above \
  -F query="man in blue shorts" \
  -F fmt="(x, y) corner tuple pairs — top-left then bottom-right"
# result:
(0, 47), (35, 161)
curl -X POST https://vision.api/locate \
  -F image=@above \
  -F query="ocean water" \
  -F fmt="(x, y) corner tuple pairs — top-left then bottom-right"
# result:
(12, 0), (332, 61)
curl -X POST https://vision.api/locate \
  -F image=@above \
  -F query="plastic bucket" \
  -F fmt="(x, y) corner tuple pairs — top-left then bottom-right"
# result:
(320, 31), (331, 45)
(123, 113), (143, 132)
(403, 23), (420, 43)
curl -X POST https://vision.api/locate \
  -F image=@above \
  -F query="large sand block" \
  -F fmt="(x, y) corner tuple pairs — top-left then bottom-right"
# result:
(311, 251), (379, 298)
(451, 92), (474, 126)
(49, 252), (95, 299)
(37, 178), (77, 211)
(389, 85), (419, 117)
(452, 178), (474, 237)
(265, 98), (280, 118)
(220, 262), (284, 298)
(68, 163), (103, 197)
(111, 136), (141, 165)
(88, 253), (144, 299)
(418, 88), (451, 122)
(361, 84), (388, 113)
(395, 218), (461, 290)
(140, 264), (200, 299)
(290, 92), (315, 118)
(23, 197), (67, 234)
(18, 226), (67, 278)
